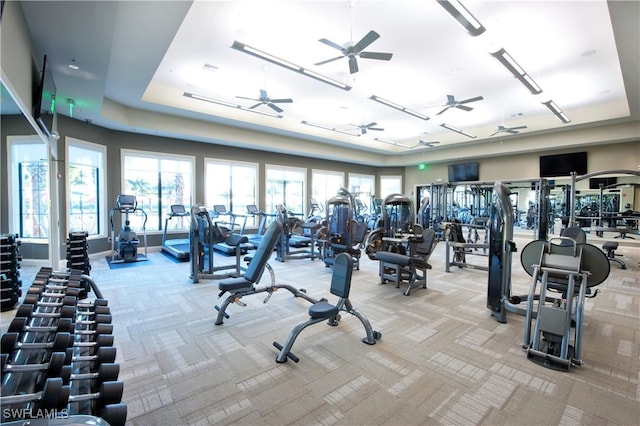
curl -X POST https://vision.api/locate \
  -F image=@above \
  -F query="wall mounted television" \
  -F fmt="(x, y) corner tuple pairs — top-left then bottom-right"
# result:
(448, 162), (480, 182)
(589, 177), (617, 189)
(539, 151), (587, 178)
(32, 54), (56, 138)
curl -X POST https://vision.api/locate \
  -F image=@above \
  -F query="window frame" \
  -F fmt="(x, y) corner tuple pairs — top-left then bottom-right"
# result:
(265, 164), (307, 217)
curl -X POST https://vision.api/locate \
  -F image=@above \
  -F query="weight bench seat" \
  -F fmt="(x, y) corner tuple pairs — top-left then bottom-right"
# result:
(602, 241), (626, 269)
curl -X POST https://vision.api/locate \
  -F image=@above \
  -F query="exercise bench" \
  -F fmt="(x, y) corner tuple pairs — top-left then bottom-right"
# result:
(215, 220), (319, 325)
(602, 241), (626, 269)
(273, 253), (381, 363)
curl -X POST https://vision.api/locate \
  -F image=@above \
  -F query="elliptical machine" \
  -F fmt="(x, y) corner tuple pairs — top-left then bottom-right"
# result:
(109, 194), (148, 263)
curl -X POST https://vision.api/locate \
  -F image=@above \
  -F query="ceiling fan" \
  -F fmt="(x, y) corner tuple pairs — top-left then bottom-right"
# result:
(236, 89), (292, 113)
(352, 121), (384, 134)
(315, 30), (393, 74)
(490, 125), (528, 136)
(417, 140), (440, 148)
(436, 94), (484, 115)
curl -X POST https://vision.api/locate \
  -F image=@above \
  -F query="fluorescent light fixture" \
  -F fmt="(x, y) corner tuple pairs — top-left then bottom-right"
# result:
(369, 95), (430, 121)
(183, 92), (282, 118)
(231, 41), (351, 91)
(542, 100), (571, 123)
(374, 137), (415, 149)
(491, 48), (542, 95)
(440, 123), (476, 138)
(436, 0), (486, 37)
(301, 120), (361, 137)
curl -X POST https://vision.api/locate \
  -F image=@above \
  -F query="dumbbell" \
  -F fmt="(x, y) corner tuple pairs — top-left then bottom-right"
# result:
(1, 351), (66, 379)
(67, 381), (124, 415)
(23, 293), (78, 307)
(7, 316), (74, 336)
(1, 332), (72, 355)
(65, 346), (117, 367)
(0, 377), (69, 412)
(15, 303), (76, 320)
(98, 403), (128, 426)
(72, 334), (115, 350)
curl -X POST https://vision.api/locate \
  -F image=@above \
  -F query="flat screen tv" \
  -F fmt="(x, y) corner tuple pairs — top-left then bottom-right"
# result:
(32, 54), (56, 138)
(448, 162), (479, 182)
(589, 177), (617, 189)
(539, 151), (587, 177)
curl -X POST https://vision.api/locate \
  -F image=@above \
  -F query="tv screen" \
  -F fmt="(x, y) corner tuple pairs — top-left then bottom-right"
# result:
(589, 177), (617, 189)
(32, 54), (56, 138)
(448, 162), (479, 182)
(539, 151), (587, 177)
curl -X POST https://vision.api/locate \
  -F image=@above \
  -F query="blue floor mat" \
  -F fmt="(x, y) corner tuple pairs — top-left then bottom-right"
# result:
(105, 254), (150, 269)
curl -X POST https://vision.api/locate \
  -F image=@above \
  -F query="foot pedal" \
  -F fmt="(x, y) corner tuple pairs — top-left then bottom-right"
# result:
(233, 297), (246, 307)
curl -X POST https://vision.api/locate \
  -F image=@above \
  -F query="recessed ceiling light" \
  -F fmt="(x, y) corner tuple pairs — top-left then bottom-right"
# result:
(68, 63), (80, 70)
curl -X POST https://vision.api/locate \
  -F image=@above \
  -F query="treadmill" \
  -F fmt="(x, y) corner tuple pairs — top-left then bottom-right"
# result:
(162, 204), (191, 261)
(244, 204), (269, 248)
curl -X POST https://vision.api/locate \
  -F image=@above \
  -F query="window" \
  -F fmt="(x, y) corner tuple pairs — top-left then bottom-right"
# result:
(380, 175), (403, 197)
(311, 169), (344, 209)
(67, 139), (106, 237)
(121, 150), (194, 232)
(265, 165), (306, 216)
(349, 173), (375, 216)
(8, 137), (49, 240)
(205, 159), (258, 228)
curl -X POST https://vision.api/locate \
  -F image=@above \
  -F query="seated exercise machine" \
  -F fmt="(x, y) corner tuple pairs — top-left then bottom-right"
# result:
(319, 189), (368, 269)
(274, 204), (321, 262)
(161, 204), (190, 261)
(215, 220), (320, 325)
(273, 253), (381, 363)
(190, 204), (249, 283)
(520, 236), (610, 370)
(211, 205), (251, 255)
(108, 195), (147, 264)
(602, 241), (626, 269)
(375, 226), (438, 296)
(364, 193), (415, 260)
(444, 220), (489, 272)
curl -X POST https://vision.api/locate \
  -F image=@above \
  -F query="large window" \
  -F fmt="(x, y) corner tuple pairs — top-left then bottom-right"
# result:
(265, 165), (306, 217)
(205, 159), (258, 228)
(8, 137), (49, 240)
(349, 173), (376, 216)
(121, 150), (194, 232)
(311, 169), (344, 210)
(380, 175), (403, 197)
(67, 139), (106, 237)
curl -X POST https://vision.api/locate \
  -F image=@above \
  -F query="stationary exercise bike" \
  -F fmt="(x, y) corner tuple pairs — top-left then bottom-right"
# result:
(109, 195), (148, 263)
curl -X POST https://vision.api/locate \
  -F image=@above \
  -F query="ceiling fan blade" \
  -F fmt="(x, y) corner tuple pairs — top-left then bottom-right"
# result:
(510, 126), (528, 131)
(458, 95), (484, 104)
(359, 51), (393, 61)
(315, 55), (344, 66)
(446, 94), (456, 105)
(267, 103), (284, 113)
(269, 98), (293, 104)
(236, 96), (258, 101)
(456, 104), (473, 112)
(506, 129), (519, 134)
(353, 30), (380, 53)
(319, 38), (346, 52)
(436, 106), (451, 115)
(490, 131), (500, 137)
(348, 56), (359, 74)
(249, 103), (262, 109)
(369, 127), (384, 131)
(365, 122), (378, 128)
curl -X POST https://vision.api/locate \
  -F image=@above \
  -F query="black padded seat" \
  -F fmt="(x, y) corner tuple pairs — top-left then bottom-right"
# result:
(226, 234), (249, 246)
(602, 241), (626, 269)
(602, 241), (618, 251)
(218, 276), (253, 293)
(375, 251), (412, 266)
(309, 302), (339, 319)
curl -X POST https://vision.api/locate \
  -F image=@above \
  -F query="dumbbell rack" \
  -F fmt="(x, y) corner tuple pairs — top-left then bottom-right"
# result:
(66, 232), (92, 299)
(1, 267), (127, 426)
(1, 233), (22, 312)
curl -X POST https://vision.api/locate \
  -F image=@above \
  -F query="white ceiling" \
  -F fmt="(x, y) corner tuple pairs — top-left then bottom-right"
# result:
(7, 0), (640, 165)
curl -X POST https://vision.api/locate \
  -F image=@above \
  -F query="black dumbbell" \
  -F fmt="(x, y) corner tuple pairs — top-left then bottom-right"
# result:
(0, 377), (69, 411)
(23, 293), (78, 308)
(7, 317), (74, 335)
(67, 380), (124, 413)
(98, 403), (128, 426)
(65, 346), (117, 367)
(72, 334), (115, 350)
(15, 303), (76, 320)
(1, 350), (66, 379)
(1, 332), (72, 355)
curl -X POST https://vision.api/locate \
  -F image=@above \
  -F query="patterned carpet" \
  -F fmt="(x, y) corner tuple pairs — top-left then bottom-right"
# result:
(2, 231), (639, 425)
